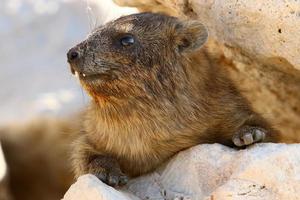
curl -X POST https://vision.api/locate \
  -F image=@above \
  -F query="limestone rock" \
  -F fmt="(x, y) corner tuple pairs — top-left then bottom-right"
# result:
(63, 143), (300, 200)
(63, 175), (139, 200)
(115, 0), (300, 69)
(113, 0), (300, 142)
(0, 142), (12, 200)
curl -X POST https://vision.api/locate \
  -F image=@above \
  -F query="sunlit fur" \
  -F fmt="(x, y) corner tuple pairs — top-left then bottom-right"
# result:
(70, 13), (279, 178)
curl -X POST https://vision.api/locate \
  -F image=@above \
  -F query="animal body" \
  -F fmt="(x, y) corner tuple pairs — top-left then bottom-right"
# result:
(67, 12), (279, 186)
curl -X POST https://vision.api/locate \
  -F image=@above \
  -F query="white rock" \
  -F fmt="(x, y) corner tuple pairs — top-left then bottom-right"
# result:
(63, 143), (300, 200)
(188, 0), (300, 69)
(115, 0), (300, 70)
(0, 142), (7, 182)
(0, 141), (12, 200)
(63, 174), (140, 200)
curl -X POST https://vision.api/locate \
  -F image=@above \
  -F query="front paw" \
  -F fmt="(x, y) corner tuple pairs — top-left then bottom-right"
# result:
(232, 125), (266, 147)
(88, 156), (129, 187)
(96, 168), (128, 187)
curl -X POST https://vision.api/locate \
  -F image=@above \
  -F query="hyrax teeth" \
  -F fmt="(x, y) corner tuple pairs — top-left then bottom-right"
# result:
(74, 71), (79, 78)
(82, 73), (86, 77)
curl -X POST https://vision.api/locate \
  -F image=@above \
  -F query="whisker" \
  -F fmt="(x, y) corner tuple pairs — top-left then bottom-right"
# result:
(80, 87), (88, 105)
(86, 0), (96, 31)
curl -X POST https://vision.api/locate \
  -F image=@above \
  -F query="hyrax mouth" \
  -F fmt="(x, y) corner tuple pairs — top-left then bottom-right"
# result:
(71, 68), (114, 82)
(67, 44), (116, 83)
(69, 63), (100, 81)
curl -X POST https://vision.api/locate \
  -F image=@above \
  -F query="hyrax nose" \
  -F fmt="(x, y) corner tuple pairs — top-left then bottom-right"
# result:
(67, 48), (80, 63)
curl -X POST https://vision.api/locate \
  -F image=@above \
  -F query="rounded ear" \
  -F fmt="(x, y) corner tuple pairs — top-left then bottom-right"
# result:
(175, 20), (208, 52)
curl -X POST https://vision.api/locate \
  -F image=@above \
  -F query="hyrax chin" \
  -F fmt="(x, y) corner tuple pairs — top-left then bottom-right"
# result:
(67, 12), (279, 187)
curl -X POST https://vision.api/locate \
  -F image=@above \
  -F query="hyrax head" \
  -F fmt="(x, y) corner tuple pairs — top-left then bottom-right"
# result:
(67, 13), (208, 102)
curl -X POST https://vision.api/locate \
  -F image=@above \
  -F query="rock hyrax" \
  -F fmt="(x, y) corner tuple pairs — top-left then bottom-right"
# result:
(67, 13), (279, 186)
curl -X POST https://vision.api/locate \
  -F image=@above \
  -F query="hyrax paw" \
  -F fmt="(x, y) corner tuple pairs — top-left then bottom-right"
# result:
(95, 169), (129, 187)
(88, 156), (128, 187)
(232, 126), (266, 147)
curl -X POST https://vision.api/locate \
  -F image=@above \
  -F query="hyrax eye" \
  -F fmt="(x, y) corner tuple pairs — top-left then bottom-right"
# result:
(120, 35), (135, 46)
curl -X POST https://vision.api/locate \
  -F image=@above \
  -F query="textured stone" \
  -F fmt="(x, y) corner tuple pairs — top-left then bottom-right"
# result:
(63, 175), (139, 200)
(115, 0), (300, 69)
(0, 142), (12, 200)
(113, 0), (300, 142)
(63, 143), (300, 200)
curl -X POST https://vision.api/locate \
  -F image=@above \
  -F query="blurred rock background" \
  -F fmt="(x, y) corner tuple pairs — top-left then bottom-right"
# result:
(0, 0), (136, 125)
(0, 1), (136, 199)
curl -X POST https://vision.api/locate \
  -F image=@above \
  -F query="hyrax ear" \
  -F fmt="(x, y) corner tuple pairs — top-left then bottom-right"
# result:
(174, 20), (208, 52)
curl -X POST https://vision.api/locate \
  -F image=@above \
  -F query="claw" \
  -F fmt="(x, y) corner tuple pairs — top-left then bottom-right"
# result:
(232, 126), (267, 147)
(88, 156), (129, 187)
(242, 133), (254, 145)
(108, 174), (119, 186)
(254, 129), (265, 141)
(233, 137), (243, 146)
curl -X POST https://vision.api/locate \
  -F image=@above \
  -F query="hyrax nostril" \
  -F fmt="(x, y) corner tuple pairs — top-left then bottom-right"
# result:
(67, 49), (79, 62)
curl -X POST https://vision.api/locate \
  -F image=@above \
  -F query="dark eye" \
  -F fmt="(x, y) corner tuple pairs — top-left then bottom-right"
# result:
(120, 35), (135, 46)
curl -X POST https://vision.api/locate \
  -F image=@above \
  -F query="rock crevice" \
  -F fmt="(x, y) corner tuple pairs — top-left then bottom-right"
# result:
(114, 0), (300, 141)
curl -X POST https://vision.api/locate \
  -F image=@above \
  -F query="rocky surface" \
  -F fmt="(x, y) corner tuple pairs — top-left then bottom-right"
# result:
(0, 142), (12, 200)
(63, 143), (300, 200)
(115, 0), (300, 69)
(113, 0), (300, 142)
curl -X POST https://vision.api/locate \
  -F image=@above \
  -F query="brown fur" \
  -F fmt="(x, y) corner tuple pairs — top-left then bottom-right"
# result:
(0, 118), (80, 200)
(67, 13), (279, 184)
(0, 13), (280, 196)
